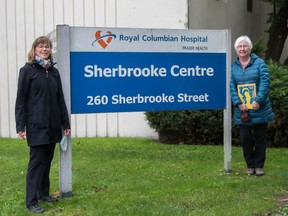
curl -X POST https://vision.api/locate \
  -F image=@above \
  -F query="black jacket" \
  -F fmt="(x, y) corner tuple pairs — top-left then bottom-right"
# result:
(15, 62), (70, 146)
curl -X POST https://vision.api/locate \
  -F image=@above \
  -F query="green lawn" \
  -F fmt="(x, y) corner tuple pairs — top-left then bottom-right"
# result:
(0, 137), (288, 216)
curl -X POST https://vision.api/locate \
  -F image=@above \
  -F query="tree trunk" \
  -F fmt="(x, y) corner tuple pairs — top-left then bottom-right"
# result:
(265, 7), (288, 61)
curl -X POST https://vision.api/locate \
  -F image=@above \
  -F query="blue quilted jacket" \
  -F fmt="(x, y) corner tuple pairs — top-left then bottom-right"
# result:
(230, 53), (274, 125)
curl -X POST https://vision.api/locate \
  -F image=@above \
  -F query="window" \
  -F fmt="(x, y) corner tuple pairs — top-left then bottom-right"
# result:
(247, 0), (253, 12)
(215, 0), (228, 3)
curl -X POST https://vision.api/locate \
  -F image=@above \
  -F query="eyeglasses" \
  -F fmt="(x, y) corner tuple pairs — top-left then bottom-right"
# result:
(237, 44), (249, 49)
(36, 45), (51, 50)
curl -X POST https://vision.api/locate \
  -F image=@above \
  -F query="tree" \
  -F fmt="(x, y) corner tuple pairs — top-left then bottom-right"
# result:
(261, 0), (288, 62)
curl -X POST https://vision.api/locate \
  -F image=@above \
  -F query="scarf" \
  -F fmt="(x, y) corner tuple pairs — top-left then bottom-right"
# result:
(34, 55), (52, 69)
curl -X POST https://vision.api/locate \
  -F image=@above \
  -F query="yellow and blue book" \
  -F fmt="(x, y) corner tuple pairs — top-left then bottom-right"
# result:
(237, 83), (256, 109)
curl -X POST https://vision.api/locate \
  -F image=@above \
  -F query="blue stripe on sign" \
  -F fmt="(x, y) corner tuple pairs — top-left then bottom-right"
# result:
(70, 52), (226, 114)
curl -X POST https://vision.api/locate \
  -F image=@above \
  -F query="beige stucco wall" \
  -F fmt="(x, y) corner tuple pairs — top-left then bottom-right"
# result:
(188, 0), (279, 60)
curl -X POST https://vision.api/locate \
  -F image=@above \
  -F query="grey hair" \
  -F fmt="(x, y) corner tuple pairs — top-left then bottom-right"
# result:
(234, 35), (253, 51)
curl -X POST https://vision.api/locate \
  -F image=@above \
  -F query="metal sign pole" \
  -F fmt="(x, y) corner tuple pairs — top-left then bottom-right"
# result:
(224, 29), (232, 172)
(57, 25), (73, 197)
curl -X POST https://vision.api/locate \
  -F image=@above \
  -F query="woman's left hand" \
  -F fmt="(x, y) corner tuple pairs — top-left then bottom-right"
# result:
(64, 129), (71, 136)
(252, 101), (260, 110)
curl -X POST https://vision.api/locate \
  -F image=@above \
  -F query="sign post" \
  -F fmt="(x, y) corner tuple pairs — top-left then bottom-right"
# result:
(224, 30), (232, 172)
(56, 25), (73, 197)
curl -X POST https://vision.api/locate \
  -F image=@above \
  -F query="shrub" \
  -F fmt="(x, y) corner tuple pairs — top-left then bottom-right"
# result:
(145, 61), (288, 147)
(145, 110), (224, 145)
(267, 60), (288, 147)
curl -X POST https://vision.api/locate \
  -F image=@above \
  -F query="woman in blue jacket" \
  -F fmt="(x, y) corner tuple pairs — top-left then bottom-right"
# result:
(15, 36), (71, 213)
(230, 35), (274, 176)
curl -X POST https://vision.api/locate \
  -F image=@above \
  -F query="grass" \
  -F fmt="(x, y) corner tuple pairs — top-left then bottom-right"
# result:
(0, 137), (288, 216)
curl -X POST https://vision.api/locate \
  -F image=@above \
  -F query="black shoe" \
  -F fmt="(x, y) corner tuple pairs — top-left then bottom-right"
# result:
(27, 204), (44, 213)
(39, 195), (58, 203)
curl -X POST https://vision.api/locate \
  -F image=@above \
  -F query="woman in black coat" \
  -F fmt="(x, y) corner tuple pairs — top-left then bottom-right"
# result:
(15, 36), (71, 213)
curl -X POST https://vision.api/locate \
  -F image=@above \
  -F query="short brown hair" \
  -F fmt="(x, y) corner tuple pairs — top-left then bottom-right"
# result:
(27, 36), (53, 62)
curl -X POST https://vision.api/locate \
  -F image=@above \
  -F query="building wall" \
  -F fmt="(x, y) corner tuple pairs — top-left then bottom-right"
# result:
(188, 0), (284, 60)
(0, 0), (187, 138)
(1, 0), (286, 139)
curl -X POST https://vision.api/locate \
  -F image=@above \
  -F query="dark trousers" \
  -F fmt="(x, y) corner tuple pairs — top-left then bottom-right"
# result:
(239, 123), (267, 169)
(26, 143), (56, 207)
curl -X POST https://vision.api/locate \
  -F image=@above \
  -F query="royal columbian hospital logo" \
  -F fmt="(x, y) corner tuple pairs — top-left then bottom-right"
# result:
(92, 30), (117, 48)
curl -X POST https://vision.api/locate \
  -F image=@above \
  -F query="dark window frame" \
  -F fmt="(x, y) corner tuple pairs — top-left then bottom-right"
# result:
(247, 0), (253, 12)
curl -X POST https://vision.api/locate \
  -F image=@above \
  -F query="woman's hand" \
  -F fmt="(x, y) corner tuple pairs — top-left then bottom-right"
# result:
(64, 129), (71, 136)
(238, 104), (248, 111)
(252, 101), (260, 110)
(18, 131), (26, 139)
